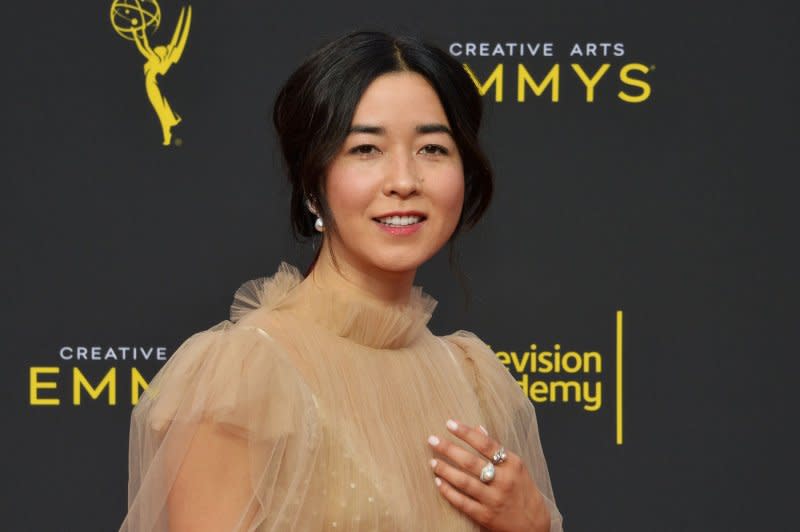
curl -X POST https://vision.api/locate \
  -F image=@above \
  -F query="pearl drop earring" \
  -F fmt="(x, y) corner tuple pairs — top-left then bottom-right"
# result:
(306, 198), (325, 232)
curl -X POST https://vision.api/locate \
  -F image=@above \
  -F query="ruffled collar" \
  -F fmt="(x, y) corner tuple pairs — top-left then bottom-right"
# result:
(229, 262), (437, 349)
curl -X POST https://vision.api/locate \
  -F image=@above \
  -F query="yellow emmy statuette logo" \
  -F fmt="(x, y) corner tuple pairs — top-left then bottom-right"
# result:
(110, 0), (192, 146)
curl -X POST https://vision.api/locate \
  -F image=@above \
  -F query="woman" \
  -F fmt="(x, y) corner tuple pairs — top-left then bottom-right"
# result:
(119, 30), (563, 532)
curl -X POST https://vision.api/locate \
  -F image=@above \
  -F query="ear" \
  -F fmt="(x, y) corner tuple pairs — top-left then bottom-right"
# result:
(305, 197), (319, 216)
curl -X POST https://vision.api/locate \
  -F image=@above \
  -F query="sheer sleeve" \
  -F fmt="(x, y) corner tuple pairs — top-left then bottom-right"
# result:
(119, 321), (323, 532)
(444, 331), (564, 532)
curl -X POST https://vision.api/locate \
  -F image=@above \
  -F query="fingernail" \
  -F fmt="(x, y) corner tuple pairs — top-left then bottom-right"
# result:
(479, 425), (489, 436)
(434, 477), (442, 487)
(446, 419), (458, 431)
(427, 435), (440, 446)
(430, 458), (437, 468)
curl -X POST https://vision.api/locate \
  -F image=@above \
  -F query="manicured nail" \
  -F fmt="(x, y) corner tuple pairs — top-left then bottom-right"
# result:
(427, 435), (440, 446)
(479, 425), (489, 436)
(434, 477), (442, 487)
(446, 419), (458, 431)
(430, 458), (437, 468)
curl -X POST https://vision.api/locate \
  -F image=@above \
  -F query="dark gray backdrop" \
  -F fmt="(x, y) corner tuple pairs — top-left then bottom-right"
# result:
(3, 0), (796, 530)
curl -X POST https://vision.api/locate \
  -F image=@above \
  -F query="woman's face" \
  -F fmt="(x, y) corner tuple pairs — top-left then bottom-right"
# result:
(323, 71), (465, 276)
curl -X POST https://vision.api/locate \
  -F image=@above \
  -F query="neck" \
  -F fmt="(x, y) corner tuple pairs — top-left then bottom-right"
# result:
(308, 238), (416, 305)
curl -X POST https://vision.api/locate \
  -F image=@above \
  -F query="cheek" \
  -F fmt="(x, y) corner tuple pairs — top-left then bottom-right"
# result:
(325, 162), (378, 218)
(429, 167), (466, 228)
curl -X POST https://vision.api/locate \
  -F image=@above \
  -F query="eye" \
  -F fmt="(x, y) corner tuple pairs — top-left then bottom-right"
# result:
(349, 144), (381, 156)
(420, 144), (449, 156)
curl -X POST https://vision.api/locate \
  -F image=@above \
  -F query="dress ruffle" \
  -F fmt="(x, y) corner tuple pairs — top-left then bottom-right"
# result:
(123, 324), (324, 531)
(229, 262), (300, 322)
(231, 262), (438, 349)
(119, 263), (563, 532)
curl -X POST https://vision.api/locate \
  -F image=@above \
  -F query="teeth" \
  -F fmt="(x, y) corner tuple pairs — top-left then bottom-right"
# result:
(377, 215), (422, 226)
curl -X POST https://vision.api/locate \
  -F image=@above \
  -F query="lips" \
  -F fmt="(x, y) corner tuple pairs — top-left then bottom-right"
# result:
(376, 215), (423, 226)
(372, 211), (427, 227)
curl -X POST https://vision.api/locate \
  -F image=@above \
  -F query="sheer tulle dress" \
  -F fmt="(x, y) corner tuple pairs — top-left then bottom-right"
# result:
(119, 263), (563, 531)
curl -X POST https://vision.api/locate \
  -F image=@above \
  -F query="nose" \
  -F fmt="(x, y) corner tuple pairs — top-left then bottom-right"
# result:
(382, 152), (420, 198)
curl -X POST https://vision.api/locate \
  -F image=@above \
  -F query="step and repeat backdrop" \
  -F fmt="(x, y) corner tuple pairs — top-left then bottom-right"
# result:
(4, 1), (795, 530)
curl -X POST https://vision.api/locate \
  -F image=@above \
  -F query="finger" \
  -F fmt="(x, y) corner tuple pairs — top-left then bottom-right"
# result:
(433, 475), (491, 527)
(427, 433), (487, 479)
(430, 457), (491, 502)
(445, 419), (502, 462)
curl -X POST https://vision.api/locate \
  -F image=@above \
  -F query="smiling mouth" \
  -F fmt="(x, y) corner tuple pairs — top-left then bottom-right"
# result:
(373, 215), (427, 227)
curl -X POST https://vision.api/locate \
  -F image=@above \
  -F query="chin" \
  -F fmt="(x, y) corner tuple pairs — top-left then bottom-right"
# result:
(361, 249), (435, 275)
(368, 256), (426, 275)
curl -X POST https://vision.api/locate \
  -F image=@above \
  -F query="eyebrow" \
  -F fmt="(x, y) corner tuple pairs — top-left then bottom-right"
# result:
(347, 123), (453, 136)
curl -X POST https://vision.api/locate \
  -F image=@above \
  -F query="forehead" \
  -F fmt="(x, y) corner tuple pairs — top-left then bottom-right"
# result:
(351, 71), (449, 126)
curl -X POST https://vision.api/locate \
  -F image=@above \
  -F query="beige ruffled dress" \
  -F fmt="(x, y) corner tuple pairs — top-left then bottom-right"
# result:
(119, 263), (563, 531)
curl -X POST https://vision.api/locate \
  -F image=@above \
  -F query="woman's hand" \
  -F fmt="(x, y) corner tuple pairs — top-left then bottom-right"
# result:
(427, 419), (551, 532)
